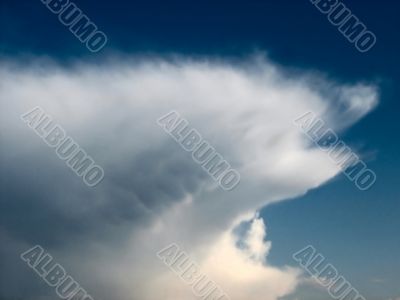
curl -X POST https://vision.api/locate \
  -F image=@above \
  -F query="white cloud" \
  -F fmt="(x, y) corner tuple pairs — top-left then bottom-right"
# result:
(0, 56), (378, 300)
(241, 215), (271, 263)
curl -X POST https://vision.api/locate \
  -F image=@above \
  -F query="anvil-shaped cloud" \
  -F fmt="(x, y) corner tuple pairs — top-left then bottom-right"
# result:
(0, 56), (378, 300)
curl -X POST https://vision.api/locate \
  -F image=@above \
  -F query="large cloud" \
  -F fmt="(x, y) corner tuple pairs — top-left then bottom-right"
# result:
(0, 56), (378, 300)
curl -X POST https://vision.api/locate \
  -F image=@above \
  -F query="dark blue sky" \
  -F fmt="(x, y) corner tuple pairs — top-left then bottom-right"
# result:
(1, 1), (399, 299)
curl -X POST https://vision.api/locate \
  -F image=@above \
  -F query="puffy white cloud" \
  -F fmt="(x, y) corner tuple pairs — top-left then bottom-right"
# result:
(144, 216), (299, 300)
(0, 55), (378, 300)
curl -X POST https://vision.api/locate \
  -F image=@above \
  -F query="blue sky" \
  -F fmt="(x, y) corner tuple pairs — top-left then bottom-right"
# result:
(1, 1), (399, 300)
